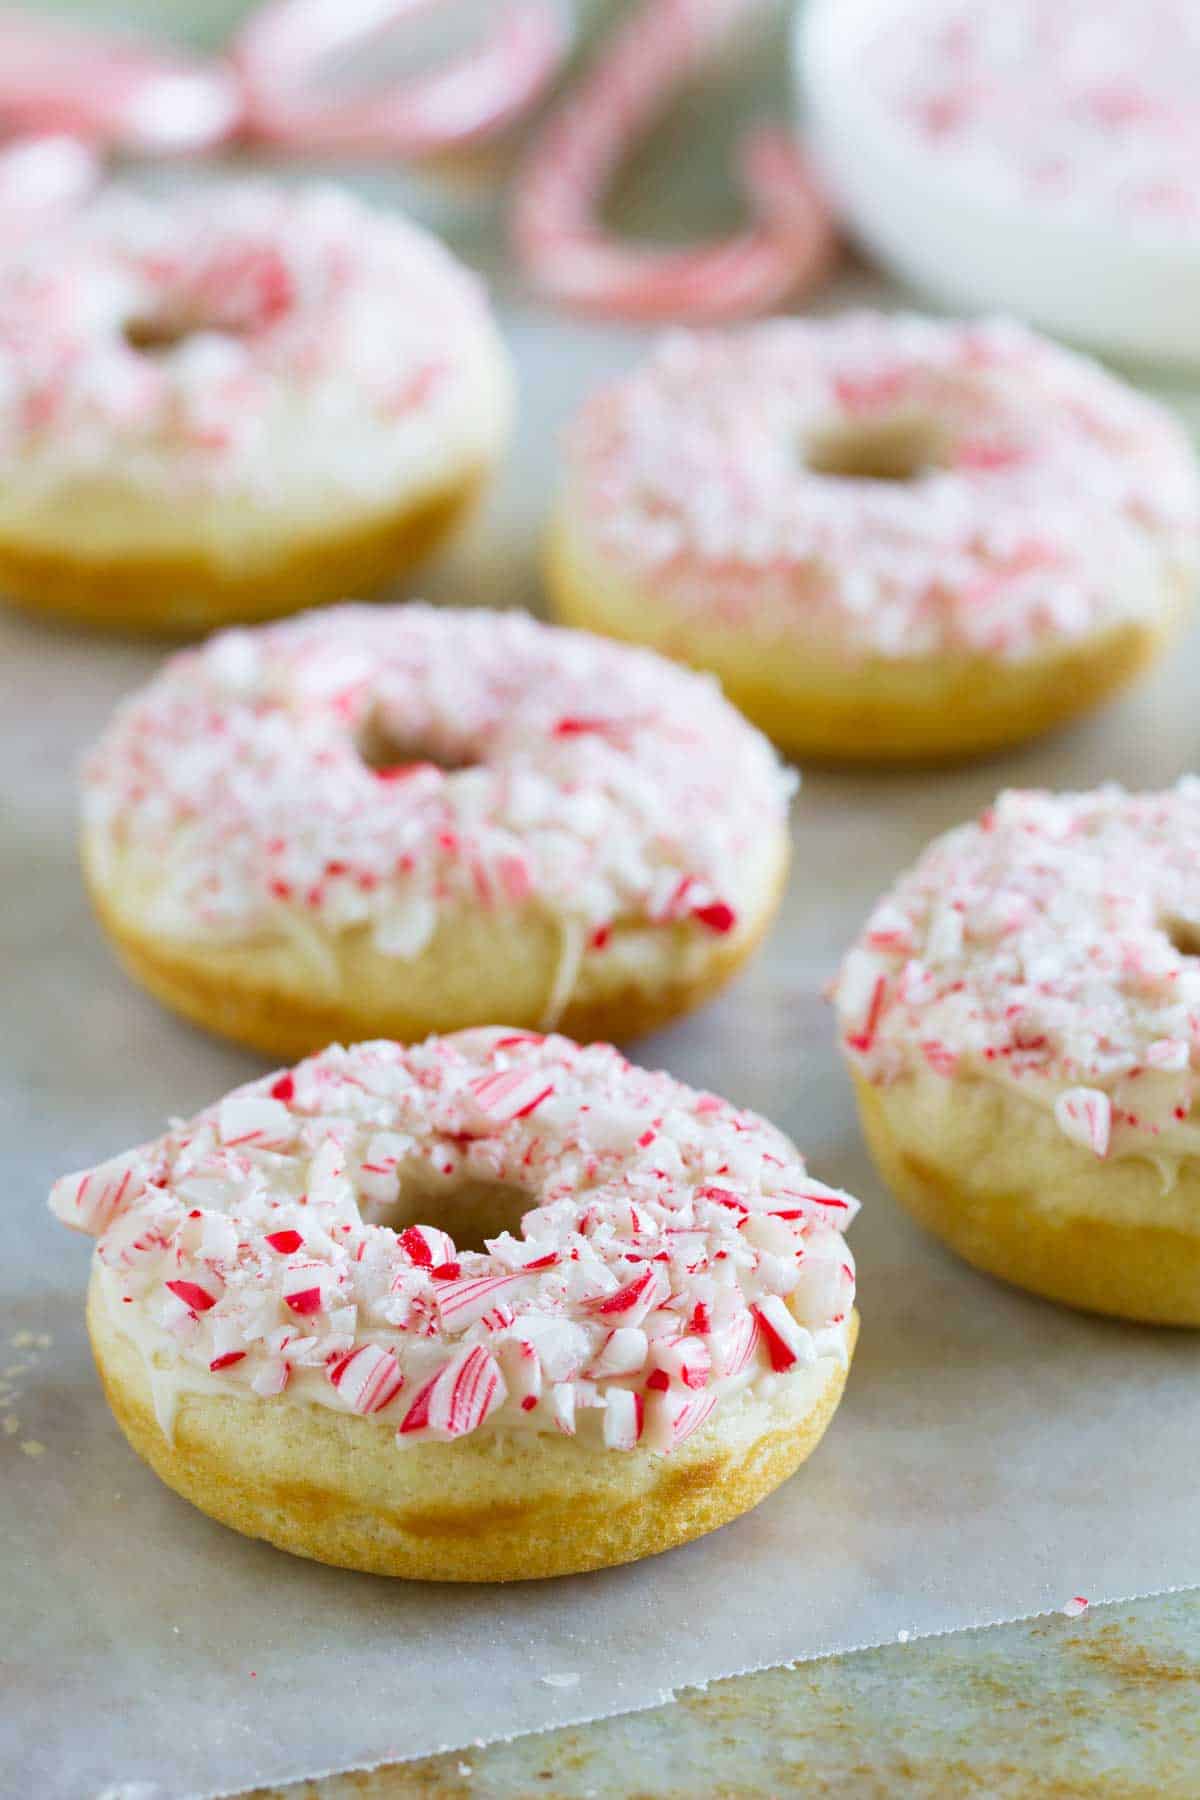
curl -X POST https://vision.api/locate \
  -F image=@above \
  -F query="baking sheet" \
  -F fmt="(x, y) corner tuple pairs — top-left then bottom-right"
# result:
(6, 157), (1200, 1800)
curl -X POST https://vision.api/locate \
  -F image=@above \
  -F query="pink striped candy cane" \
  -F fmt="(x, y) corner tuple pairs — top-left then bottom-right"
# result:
(0, 11), (241, 154)
(234, 0), (570, 158)
(512, 0), (838, 321)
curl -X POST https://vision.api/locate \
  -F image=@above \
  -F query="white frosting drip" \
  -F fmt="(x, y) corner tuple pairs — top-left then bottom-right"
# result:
(52, 1031), (858, 1452)
(563, 313), (1198, 662)
(83, 604), (792, 955)
(835, 780), (1200, 1158)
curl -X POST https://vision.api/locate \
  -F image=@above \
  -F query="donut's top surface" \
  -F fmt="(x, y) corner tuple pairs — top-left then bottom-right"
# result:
(863, 0), (1200, 239)
(836, 781), (1200, 1158)
(562, 314), (1198, 661)
(51, 1031), (857, 1450)
(0, 180), (503, 502)
(84, 604), (791, 965)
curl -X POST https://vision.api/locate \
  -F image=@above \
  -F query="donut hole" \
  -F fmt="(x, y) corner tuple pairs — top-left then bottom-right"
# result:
(356, 707), (477, 777)
(123, 317), (205, 356)
(806, 412), (951, 482)
(365, 1177), (531, 1252)
(1163, 914), (1200, 958)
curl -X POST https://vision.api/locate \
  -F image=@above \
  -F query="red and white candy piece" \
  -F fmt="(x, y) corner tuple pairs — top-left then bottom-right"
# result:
(50, 1149), (148, 1236)
(234, 0), (569, 158)
(1054, 1088), (1112, 1159)
(328, 1342), (405, 1413)
(512, 0), (838, 322)
(399, 1342), (506, 1437)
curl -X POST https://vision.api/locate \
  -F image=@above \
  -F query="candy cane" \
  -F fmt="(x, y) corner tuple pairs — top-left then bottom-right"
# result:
(512, 0), (838, 321)
(234, 0), (570, 158)
(0, 11), (241, 154)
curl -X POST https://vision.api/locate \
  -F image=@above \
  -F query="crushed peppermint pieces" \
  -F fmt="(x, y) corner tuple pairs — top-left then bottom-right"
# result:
(836, 782), (1200, 1156)
(562, 314), (1197, 662)
(0, 180), (498, 502)
(48, 1030), (857, 1453)
(83, 604), (789, 968)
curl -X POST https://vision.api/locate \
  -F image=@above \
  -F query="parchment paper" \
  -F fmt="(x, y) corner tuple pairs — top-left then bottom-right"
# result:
(5, 156), (1200, 1798)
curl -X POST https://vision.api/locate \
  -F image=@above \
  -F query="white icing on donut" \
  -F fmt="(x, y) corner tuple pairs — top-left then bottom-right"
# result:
(51, 1031), (857, 1451)
(83, 604), (792, 961)
(0, 180), (504, 507)
(865, 0), (1200, 239)
(562, 313), (1198, 661)
(836, 781), (1200, 1158)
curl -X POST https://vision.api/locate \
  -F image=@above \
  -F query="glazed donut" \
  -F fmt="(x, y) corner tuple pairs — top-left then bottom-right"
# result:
(546, 313), (1199, 762)
(50, 1030), (859, 1580)
(835, 781), (1200, 1325)
(82, 604), (792, 1058)
(0, 181), (511, 634)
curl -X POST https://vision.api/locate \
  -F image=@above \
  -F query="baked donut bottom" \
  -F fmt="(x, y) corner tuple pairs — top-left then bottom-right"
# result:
(82, 827), (790, 1058)
(0, 465), (490, 638)
(88, 1273), (858, 1580)
(853, 1072), (1200, 1326)
(546, 512), (1190, 763)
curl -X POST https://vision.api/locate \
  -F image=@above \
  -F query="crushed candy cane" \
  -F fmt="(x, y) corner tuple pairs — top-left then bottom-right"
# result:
(49, 1030), (857, 1452)
(561, 314), (1197, 662)
(83, 604), (790, 974)
(836, 782), (1200, 1156)
(0, 180), (501, 502)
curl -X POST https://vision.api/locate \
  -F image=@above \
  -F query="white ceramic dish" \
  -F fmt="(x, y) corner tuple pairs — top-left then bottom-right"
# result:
(795, 0), (1200, 368)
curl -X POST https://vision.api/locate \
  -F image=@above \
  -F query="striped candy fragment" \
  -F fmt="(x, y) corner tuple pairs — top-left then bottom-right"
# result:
(328, 1343), (405, 1414)
(398, 1344), (506, 1439)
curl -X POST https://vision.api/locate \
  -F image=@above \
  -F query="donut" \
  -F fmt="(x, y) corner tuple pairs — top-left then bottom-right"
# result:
(802, 0), (1200, 365)
(546, 314), (1199, 762)
(50, 1030), (860, 1580)
(0, 181), (512, 634)
(835, 781), (1200, 1324)
(82, 604), (792, 1058)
